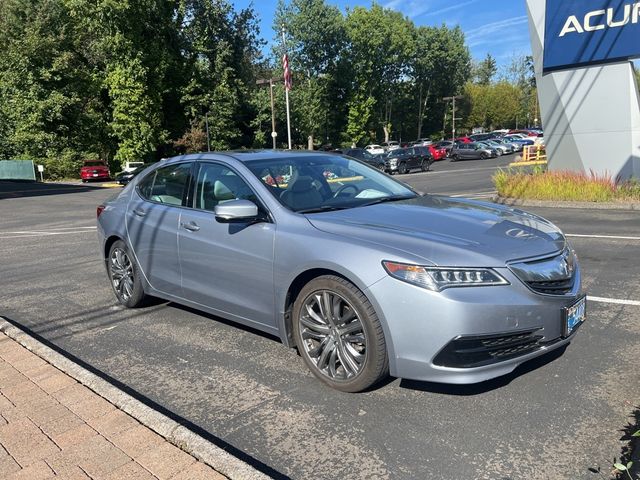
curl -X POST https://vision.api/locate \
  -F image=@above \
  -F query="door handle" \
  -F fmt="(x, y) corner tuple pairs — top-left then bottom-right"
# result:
(181, 221), (201, 232)
(133, 208), (147, 217)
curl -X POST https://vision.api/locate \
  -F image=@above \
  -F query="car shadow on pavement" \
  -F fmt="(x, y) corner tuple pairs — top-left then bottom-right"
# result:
(0, 180), (110, 200)
(399, 346), (568, 395)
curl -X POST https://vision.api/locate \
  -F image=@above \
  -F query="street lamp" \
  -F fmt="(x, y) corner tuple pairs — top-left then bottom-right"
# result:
(256, 78), (283, 149)
(443, 95), (464, 142)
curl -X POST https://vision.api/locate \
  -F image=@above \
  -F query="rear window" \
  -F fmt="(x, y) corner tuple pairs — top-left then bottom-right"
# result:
(83, 162), (105, 167)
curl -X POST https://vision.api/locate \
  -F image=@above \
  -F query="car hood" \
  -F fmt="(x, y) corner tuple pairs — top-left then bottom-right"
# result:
(307, 195), (565, 267)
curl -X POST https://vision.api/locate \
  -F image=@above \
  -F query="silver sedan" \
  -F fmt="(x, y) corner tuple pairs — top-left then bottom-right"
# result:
(97, 151), (585, 392)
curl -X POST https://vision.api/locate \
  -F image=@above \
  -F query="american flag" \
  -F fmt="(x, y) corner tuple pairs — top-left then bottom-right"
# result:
(282, 53), (292, 91)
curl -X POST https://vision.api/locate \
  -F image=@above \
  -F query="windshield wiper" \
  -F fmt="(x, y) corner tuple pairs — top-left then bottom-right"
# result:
(359, 195), (417, 208)
(297, 205), (351, 214)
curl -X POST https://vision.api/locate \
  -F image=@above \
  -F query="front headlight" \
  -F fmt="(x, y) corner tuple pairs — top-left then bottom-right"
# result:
(382, 261), (509, 291)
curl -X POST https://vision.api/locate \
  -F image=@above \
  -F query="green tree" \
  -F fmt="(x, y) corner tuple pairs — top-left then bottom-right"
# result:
(474, 53), (498, 85)
(275, 0), (346, 148)
(412, 25), (471, 139)
(344, 4), (414, 144)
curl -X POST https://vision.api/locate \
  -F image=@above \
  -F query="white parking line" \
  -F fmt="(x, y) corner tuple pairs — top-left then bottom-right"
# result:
(449, 191), (497, 198)
(0, 227), (97, 239)
(588, 296), (640, 306)
(566, 234), (640, 241)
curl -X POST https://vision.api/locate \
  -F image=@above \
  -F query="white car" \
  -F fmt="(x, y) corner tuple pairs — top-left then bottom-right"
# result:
(382, 141), (401, 151)
(365, 144), (385, 155)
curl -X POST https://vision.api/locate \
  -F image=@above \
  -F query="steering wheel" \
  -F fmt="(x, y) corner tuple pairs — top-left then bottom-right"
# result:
(333, 184), (360, 198)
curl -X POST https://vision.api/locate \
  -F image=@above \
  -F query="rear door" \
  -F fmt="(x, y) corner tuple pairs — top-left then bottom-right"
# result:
(178, 162), (277, 328)
(126, 162), (192, 296)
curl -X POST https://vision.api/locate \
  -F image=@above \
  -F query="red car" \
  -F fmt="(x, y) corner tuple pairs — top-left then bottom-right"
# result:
(455, 136), (472, 144)
(428, 144), (447, 161)
(80, 161), (111, 182)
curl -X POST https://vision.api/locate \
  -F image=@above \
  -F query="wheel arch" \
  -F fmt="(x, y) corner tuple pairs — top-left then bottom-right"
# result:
(280, 267), (372, 348)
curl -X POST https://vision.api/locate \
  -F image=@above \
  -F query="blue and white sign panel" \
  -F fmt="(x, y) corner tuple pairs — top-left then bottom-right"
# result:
(544, 0), (640, 72)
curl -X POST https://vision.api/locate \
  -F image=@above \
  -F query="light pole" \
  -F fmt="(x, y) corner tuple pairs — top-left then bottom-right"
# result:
(256, 78), (282, 149)
(443, 95), (464, 142)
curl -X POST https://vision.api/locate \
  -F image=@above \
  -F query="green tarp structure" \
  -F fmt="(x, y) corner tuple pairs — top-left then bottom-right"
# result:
(0, 160), (36, 181)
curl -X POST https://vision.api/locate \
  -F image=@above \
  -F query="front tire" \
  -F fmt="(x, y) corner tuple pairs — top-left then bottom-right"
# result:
(107, 240), (148, 308)
(398, 162), (408, 175)
(480, 152), (488, 160)
(293, 276), (388, 392)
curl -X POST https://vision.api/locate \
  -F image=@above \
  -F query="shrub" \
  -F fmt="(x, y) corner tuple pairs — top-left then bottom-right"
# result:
(493, 169), (640, 202)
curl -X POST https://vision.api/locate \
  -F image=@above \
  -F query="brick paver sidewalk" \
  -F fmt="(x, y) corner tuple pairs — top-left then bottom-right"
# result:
(0, 333), (225, 480)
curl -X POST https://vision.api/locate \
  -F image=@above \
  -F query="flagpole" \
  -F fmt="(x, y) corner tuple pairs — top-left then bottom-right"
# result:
(282, 25), (293, 150)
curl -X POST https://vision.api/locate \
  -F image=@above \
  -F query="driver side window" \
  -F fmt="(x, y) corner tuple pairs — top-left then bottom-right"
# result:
(194, 163), (258, 212)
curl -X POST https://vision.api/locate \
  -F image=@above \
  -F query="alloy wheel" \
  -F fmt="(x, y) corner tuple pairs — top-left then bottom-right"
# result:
(298, 290), (367, 381)
(110, 247), (134, 301)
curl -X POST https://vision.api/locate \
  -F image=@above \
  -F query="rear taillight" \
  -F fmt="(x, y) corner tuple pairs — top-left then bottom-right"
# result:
(97, 205), (105, 218)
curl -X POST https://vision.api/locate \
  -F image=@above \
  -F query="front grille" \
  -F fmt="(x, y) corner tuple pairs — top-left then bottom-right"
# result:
(510, 249), (577, 296)
(433, 328), (545, 368)
(527, 278), (575, 295)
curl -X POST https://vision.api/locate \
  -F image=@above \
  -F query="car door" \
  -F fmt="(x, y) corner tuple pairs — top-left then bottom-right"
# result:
(126, 162), (192, 296)
(178, 161), (277, 328)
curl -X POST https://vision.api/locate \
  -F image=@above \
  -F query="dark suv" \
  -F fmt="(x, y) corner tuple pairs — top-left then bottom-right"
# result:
(385, 147), (433, 174)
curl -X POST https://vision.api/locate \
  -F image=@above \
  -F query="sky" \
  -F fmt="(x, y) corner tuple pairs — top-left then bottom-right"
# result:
(230, 0), (532, 64)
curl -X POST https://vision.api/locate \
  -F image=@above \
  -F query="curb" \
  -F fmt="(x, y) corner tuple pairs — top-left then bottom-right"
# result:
(492, 196), (640, 211)
(0, 318), (271, 480)
(508, 160), (548, 167)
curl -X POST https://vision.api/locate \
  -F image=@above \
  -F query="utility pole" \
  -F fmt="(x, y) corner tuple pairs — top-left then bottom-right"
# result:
(256, 78), (282, 149)
(443, 95), (464, 143)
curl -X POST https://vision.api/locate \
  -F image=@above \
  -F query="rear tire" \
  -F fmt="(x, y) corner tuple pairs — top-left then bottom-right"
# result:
(107, 240), (148, 308)
(420, 160), (429, 172)
(293, 275), (388, 393)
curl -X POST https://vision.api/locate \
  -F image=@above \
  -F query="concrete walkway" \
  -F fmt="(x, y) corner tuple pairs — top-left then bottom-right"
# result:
(0, 332), (225, 480)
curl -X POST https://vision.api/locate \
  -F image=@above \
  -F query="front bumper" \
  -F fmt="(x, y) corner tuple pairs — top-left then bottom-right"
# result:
(366, 266), (582, 384)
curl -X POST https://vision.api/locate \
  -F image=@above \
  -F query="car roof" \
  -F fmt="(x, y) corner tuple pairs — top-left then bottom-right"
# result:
(163, 150), (351, 165)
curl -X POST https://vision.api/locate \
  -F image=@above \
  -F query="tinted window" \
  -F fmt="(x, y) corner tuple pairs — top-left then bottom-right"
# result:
(194, 163), (258, 212)
(138, 163), (191, 206)
(246, 155), (415, 213)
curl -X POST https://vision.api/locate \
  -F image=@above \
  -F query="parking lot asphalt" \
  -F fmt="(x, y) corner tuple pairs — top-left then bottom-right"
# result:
(1, 157), (639, 480)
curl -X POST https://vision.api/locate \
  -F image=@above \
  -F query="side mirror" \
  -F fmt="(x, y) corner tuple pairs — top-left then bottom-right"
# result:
(214, 199), (259, 223)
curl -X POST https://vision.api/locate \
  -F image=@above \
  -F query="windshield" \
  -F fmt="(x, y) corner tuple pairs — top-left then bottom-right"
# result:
(246, 155), (417, 213)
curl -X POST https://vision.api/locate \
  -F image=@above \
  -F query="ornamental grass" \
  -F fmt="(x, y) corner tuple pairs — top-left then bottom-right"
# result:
(493, 169), (640, 202)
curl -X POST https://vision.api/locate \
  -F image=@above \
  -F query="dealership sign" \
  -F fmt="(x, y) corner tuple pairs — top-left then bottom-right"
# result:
(544, 0), (640, 71)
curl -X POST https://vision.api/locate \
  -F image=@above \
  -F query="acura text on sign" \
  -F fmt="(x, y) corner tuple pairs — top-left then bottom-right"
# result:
(544, 0), (640, 72)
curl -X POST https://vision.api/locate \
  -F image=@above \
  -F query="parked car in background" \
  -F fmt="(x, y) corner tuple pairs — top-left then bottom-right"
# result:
(335, 148), (386, 170)
(123, 161), (145, 173)
(80, 161), (110, 182)
(455, 136), (472, 144)
(412, 138), (433, 147)
(365, 144), (385, 155)
(504, 135), (535, 147)
(116, 163), (156, 186)
(382, 141), (401, 152)
(385, 147), (431, 174)
(450, 142), (498, 161)
(434, 141), (455, 157)
(97, 151), (584, 392)
(427, 143), (447, 161)
(484, 140), (514, 155)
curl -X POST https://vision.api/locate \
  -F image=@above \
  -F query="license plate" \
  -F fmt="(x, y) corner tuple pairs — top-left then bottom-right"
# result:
(564, 295), (586, 337)
(93, 173), (99, 177)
